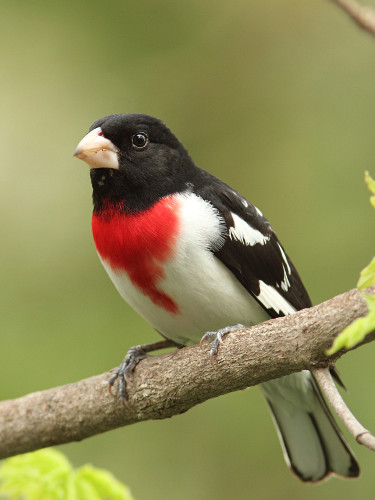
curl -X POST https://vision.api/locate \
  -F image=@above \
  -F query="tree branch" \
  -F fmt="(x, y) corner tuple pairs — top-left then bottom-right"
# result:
(330, 0), (375, 36)
(0, 287), (374, 460)
(312, 367), (375, 450)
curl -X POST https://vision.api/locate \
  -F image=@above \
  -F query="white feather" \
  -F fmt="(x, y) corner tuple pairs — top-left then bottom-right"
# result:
(278, 265), (291, 292)
(257, 280), (296, 315)
(229, 212), (270, 246)
(277, 242), (291, 274)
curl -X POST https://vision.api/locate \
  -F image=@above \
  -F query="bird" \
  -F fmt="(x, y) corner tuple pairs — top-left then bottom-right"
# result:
(74, 113), (360, 482)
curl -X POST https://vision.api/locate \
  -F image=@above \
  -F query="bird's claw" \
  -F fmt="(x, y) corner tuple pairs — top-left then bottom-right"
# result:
(200, 331), (223, 367)
(108, 345), (148, 405)
(108, 339), (178, 406)
(200, 324), (245, 367)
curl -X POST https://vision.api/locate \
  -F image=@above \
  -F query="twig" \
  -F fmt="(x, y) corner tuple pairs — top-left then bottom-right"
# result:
(330, 0), (375, 36)
(0, 287), (374, 459)
(313, 367), (375, 451)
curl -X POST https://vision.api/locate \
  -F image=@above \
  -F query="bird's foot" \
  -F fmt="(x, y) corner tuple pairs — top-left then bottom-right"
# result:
(200, 324), (245, 367)
(108, 339), (178, 405)
(108, 345), (148, 404)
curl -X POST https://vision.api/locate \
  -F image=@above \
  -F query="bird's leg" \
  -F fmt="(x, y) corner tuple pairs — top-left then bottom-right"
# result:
(108, 338), (179, 404)
(200, 324), (245, 367)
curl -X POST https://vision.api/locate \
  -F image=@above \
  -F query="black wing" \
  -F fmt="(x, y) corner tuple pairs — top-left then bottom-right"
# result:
(195, 175), (312, 318)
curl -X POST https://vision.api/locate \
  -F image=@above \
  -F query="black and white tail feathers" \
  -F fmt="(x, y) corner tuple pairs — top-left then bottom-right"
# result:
(261, 372), (360, 482)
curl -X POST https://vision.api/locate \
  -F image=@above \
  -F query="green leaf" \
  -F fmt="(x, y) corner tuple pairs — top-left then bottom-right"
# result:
(0, 449), (135, 500)
(327, 294), (375, 355)
(76, 466), (134, 500)
(365, 170), (375, 207)
(357, 256), (375, 290)
(365, 170), (375, 196)
(357, 171), (375, 335)
(0, 449), (71, 500)
(327, 172), (375, 355)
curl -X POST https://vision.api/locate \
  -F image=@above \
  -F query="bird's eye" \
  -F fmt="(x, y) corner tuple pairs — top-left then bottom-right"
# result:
(131, 132), (149, 150)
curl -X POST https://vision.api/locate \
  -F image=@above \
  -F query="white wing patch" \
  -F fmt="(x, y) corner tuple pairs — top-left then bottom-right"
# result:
(275, 243), (292, 292)
(278, 269), (291, 292)
(277, 243), (291, 274)
(229, 213), (270, 246)
(257, 280), (296, 316)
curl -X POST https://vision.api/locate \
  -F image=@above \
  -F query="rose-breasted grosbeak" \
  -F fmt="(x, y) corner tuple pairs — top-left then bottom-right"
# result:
(74, 113), (359, 482)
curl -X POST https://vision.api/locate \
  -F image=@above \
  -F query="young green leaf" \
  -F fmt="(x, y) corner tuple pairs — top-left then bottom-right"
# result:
(327, 294), (375, 354)
(365, 170), (375, 208)
(365, 170), (375, 194)
(327, 171), (375, 355)
(357, 256), (375, 290)
(0, 449), (135, 500)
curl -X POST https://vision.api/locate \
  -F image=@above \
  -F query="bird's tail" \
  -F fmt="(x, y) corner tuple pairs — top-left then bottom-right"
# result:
(260, 371), (360, 482)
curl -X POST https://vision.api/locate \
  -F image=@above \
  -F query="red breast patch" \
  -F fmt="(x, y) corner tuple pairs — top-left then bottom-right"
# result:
(92, 196), (180, 314)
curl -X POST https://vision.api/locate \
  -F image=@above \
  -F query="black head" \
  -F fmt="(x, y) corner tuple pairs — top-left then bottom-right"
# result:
(74, 113), (198, 212)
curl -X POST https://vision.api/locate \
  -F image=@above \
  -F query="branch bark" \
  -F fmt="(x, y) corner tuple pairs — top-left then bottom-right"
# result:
(0, 287), (374, 460)
(330, 0), (375, 36)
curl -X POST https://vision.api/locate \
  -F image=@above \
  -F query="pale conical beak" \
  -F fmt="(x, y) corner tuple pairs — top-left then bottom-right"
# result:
(73, 127), (119, 169)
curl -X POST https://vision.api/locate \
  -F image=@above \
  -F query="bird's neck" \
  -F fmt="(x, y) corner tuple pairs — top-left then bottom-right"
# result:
(90, 169), (159, 214)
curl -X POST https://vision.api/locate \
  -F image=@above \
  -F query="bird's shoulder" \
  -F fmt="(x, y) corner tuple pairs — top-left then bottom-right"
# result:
(192, 172), (312, 316)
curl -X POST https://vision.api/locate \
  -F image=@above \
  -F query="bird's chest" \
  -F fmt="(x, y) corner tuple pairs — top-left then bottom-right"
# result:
(92, 196), (181, 313)
(91, 192), (248, 344)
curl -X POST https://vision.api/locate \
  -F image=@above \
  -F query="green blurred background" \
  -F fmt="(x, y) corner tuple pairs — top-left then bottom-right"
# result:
(1, 0), (375, 498)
